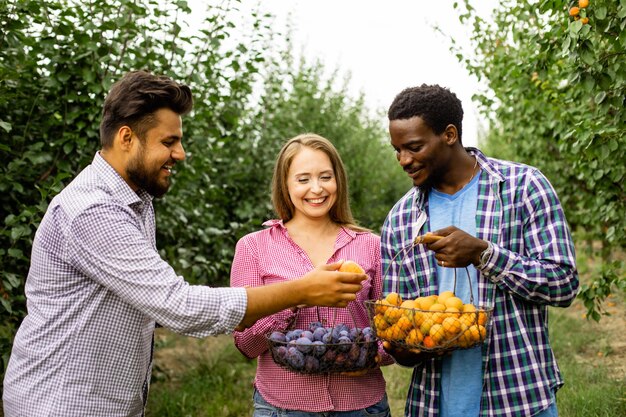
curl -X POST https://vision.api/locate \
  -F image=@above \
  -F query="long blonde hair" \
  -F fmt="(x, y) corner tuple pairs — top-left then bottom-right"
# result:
(271, 133), (369, 232)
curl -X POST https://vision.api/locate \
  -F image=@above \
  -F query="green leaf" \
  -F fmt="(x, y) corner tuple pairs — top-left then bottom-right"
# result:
(4, 273), (21, 288)
(0, 120), (11, 132)
(595, 7), (607, 20)
(0, 298), (12, 314)
(594, 91), (607, 104)
(7, 249), (23, 259)
(569, 20), (583, 34)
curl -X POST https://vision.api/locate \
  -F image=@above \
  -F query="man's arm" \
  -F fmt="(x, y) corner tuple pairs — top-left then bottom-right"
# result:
(237, 261), (365, 330)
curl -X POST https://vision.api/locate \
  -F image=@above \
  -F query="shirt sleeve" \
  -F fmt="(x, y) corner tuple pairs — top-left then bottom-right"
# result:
(230, 235), (296, 359)
(66, 202), (247, 337)
(479, 169), (579, 306)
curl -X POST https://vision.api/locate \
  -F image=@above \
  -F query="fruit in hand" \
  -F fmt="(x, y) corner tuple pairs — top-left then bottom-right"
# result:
(338, 260), (365, 274)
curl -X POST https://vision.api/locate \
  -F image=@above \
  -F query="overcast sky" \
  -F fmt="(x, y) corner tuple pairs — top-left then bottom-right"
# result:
(187, 1), (497, 147)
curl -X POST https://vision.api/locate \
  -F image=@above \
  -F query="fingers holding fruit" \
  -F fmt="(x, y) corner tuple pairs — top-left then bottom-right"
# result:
(415, 227), (488, 268)
(301, 261), (368, 307)
(338, 260), (365, 274)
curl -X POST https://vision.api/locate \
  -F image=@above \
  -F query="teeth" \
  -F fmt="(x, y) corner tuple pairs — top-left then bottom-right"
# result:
(308, 197), (325, 204)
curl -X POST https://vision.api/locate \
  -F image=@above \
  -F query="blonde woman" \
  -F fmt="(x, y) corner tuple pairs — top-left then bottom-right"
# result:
(231, 134), (393, 416)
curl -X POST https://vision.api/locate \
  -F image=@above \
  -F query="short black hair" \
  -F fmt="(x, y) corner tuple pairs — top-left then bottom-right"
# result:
(99, 70), (193, 148)
(387, 84), (464, 141)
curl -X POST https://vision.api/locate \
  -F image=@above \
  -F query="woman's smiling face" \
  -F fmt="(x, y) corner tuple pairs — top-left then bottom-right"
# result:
(287, 146), (337, 221)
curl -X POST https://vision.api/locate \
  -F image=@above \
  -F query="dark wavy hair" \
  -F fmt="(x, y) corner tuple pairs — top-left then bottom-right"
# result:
(387, 84), (464, 142)
(99, 70), (193, 148)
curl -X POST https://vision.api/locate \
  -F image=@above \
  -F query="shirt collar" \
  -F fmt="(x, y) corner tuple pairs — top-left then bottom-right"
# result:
(92, 152), (153, 207)
(261, 218), (357, 239)
(411, 147), (505, 208)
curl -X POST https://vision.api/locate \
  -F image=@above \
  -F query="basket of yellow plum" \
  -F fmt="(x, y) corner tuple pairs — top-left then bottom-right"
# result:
(364, 290), (492, 354)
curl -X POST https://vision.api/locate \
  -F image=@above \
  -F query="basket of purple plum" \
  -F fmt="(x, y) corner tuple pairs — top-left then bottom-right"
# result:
(266, 321), (379, 374)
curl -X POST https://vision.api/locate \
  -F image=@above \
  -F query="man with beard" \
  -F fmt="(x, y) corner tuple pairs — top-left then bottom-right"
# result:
(2, 70), (366, 417)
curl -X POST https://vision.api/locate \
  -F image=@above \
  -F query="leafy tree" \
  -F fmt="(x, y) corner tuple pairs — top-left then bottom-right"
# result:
(0, 0), (408, 380)
(452, 0), (626, 320)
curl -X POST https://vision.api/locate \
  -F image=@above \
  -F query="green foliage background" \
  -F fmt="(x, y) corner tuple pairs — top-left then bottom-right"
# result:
(0, 0), (409, 378)
(1, 0), (625, 388)
(453, 0), (626, 320)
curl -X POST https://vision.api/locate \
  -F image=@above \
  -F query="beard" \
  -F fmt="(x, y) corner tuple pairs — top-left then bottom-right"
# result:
(126, 151), (170, 198)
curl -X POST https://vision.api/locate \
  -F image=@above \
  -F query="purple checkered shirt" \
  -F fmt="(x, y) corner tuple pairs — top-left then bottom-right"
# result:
(3, 152), (247, 417)
(381, 148), (578, 417)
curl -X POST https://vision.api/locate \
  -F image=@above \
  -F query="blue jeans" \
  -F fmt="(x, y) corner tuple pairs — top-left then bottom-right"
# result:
(252, 388), (391, 417)
(534, 400), (558, 417)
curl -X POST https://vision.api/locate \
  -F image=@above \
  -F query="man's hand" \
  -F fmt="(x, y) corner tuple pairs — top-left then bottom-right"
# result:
(297, 261), (366, 308)
(238, 261), (366, 330)
(382, 341), (446, 367)
(424, 226), (488, 268)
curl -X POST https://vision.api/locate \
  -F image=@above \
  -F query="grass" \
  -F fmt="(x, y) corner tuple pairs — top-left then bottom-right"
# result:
(146, 335), (257, 416)
(549, 306), (626, 417)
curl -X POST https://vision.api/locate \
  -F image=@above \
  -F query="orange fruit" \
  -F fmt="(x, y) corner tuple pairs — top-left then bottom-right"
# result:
(444, 296), (464, 310)
(468, 324), (487, 343)
(422, 335), (436, 349)
(462, 303), (477, 313)
(387, 324), (408, 341)
(405, 328), (424, 346)
(429, 324), (445, 344)
(437, 291), (455, 305)
(579, 0), (589, 8)
(395, 315), (413, 333)
(429, 303), (447, 324)
(385, 292), (403, 306)
(338, 260), (364, 273)
(444, 307), (461, 319)
(457, 325), (472, 348)
(477, 310), (488, 326)
(581, 17), (589, 24)
(460, 311), (478, 328)
(374, 314), (390, 331)
(384, 306), (403, 324)
(569, 6), (580, 16)
(418, 295), (438, 310)
(401, 299), (417, 309)
(419, 317), (435, 335)
(412, 309), (426, 327)
(374, 299), (389, 315)
(422, 336), (437, 349)
(442, 317), (463, 338)
(376, 327), (389, 341)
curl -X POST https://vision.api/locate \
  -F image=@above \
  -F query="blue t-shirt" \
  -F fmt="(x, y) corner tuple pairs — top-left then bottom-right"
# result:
(429, 173), (482, 417)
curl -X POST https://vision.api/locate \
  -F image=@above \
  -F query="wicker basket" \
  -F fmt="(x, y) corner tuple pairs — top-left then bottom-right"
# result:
(265, 309), (379, 374)
(365, 235), (493, 354)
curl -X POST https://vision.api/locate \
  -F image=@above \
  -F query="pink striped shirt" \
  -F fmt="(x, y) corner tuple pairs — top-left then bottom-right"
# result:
(231, 219), (391, 412)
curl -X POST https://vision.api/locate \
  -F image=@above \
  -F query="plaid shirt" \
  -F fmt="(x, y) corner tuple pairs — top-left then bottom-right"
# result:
(381, 148), (578, 417)
(3, 153), (247, 417)
(231, 220), (392, 412)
